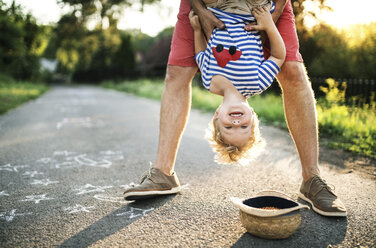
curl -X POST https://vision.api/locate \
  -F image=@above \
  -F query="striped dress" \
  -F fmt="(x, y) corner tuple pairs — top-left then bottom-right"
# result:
(195, 6), (280, 98)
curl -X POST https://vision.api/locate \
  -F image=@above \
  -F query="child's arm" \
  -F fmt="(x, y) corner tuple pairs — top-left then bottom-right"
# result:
(189, 10), (207, 54)
(250, 6), (286, 68)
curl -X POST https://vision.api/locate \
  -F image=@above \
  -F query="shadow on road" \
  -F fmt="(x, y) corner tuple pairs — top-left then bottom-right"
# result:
(57, 195), (176, 248)
(231, 210), (348, 248)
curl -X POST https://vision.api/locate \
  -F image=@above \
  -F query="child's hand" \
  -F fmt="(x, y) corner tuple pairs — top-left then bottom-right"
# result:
(189, 10), (202, 31)
(247, 6), (274, 32)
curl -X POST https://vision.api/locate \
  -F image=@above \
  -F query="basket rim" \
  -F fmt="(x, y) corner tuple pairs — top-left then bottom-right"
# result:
(230, 190), (310, 217)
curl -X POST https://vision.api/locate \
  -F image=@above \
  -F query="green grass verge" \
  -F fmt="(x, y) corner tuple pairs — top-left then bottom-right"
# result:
(0, 75), (49, 115)
(102, 78), (376, 159)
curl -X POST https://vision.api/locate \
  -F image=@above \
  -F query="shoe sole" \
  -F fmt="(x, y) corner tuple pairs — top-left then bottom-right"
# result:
(298, 192), (347, 217)
(124, 186), (181, 201)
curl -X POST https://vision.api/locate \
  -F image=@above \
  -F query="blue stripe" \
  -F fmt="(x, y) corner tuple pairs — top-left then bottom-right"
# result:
(261, 65), (274, 79)
(259, 70), (271, 83)
(208, 68), (258, 78)
(196, 5), (278, 98)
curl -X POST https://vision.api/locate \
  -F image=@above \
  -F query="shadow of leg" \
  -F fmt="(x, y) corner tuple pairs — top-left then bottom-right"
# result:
(58, 195), (176, 248)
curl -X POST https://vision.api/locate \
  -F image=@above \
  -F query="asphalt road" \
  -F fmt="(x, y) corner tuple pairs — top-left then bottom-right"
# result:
(0, 85), (375, 247)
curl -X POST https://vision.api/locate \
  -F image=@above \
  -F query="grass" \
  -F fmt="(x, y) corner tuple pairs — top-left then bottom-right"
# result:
(103, 78), (376, 159)
(317, 79), (376, 159)
(0, 74), (49, 115)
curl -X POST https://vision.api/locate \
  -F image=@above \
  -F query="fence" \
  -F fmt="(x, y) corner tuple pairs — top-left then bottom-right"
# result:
(267, 77), (376, 103)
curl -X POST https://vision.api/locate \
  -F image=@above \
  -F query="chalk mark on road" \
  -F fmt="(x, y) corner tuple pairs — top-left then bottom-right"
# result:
(20, 194), (54, 204)
(74, 184), (113, 195)
(23, 171), (44, 178)
(116, 207), (154, 219)
(65, 204), (95, 214)
(36, 158), (55, 164)
(93, 194), (128, 203)
(56, 117), (104, 129)
(0, 190), (10, 196)
(45, 151), (124, 169)
(0, 209), (32, 222)
(30, 179), (59, 186)
(74, 154), (112, 168)
(0, 164), (29, 172)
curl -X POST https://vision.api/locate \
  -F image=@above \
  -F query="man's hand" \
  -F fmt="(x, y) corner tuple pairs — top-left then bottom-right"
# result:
(194, 9), (225, 41)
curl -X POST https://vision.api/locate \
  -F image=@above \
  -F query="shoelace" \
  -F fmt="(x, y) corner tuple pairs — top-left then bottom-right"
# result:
(313, 176), (336, 194)
(140, 162), (153, 183)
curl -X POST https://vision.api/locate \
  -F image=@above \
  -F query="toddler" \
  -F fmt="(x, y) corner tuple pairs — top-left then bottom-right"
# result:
(189, 1), (285, 164)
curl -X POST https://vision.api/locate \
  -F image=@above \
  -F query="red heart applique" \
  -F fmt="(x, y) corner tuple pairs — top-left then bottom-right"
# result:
(212, 46), (242, 68)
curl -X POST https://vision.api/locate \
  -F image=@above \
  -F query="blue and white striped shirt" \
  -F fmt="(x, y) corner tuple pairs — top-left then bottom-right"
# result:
(195, 6), (280, 98)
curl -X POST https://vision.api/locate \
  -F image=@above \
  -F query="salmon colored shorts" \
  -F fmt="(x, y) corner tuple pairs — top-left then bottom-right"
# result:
(167, 0), (303, 67)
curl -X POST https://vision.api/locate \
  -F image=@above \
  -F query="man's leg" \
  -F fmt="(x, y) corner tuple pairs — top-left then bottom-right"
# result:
(276, 61), (320, 181)
(123, 65), (197, 201)
(277, 62), (346, 216)
(155, 65), (197, 175)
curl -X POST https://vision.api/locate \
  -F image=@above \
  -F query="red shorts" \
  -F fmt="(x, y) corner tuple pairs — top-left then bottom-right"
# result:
(167, 0), (303, 67)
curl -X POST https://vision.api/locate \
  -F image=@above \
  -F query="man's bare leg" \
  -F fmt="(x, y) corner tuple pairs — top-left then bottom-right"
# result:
(154, 65), (198, 176)
(278, 62), (347, 216)
(277, 61), (320, 181)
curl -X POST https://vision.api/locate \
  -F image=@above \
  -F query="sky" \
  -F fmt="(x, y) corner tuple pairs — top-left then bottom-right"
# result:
(3, 0), (376, 36)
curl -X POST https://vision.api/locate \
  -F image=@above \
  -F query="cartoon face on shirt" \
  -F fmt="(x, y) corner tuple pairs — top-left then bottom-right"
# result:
(212, 44), (242, 68)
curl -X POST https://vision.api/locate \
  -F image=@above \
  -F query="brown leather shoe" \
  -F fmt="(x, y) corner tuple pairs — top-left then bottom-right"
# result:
(123, 167), (181, 201)
(299, 175), (347, 217)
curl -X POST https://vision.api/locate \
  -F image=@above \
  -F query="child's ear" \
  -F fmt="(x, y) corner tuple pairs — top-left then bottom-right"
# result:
(214, 109), (219, 118)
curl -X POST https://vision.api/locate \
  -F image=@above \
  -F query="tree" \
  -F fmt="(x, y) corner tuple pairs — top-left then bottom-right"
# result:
(0, 0), (49, 80)
(51, 0), (160, 81)
(291, 0), (330, 33)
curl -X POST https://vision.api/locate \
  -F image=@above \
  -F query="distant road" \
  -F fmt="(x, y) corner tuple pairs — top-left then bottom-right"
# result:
(0, 85), (375, 247)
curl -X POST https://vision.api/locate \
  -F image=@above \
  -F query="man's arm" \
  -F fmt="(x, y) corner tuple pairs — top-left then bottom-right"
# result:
(189, 0), (225, 40)
(271, 0), (288, 23)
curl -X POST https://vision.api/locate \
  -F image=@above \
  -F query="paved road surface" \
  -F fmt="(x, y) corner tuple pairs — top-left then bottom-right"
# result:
(0, 86), (375, 247)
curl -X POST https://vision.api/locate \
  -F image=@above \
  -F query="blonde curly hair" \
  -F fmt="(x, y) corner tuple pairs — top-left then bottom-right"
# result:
(206, 110), (264, 165)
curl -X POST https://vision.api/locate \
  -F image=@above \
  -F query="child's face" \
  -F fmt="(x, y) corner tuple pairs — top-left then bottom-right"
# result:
(213, 103), (254, 147)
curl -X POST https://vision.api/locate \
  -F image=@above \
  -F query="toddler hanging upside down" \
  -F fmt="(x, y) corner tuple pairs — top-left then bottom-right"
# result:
(189, 0), (286, 164)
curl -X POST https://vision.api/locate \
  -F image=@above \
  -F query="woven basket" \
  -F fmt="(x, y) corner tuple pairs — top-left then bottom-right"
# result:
(231, 190), (309, 239)
(239, 210), (302, 239)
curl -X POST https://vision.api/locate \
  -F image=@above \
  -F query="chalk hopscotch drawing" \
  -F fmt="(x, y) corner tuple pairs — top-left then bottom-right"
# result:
(56, 117), (104, 129)
(20, 194), (54, 204)
(36, 158), (55, 164)
(41, 150), (124, 169)
(0, 164), (29, 172)
(74, 154), (111, 168)
(65, 204), (95, 214)
(93, 194), (127, 203)
(0, 209), (32, 222)
(54, 161), (76, 169)
(74, 184), (113, 195)
(30, 179), (59, 186)
(99, 150), (124, 161)
(0, 190), (10, 196)
(23, 171), (44, 178)
(116, 207), (154, 219)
